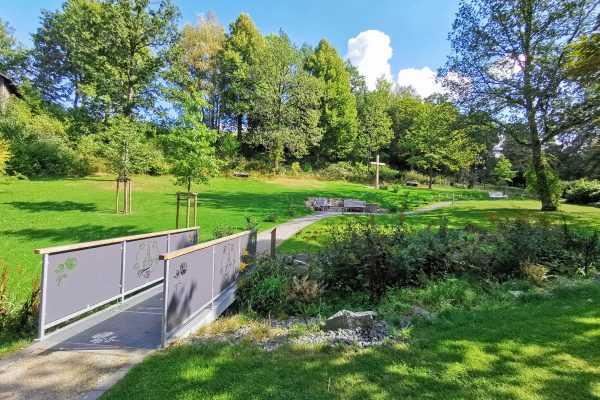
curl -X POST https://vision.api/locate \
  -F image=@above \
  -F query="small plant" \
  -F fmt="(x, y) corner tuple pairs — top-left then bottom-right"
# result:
(213, 225), (236, 238)
(245, 214), (259, 230)
(521, 262), (549, 286)
(288, 276), (325, 306)
(263, 210), (279, 222)
(285, 195), (297, 217)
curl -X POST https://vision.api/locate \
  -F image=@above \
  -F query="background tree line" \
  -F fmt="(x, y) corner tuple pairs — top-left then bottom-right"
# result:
(0, 0), (598, 209)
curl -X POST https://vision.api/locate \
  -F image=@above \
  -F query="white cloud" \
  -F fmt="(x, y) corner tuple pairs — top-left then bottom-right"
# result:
(345, 30), (393, 90)
(396, 67), (444, 98)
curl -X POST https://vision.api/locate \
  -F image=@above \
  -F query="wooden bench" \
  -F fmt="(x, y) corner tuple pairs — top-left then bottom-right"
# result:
(406, 181), (419, 187)
(343, 199), (367, 212)
(489, 191), (508, 199)
(233, 171), (250, 178)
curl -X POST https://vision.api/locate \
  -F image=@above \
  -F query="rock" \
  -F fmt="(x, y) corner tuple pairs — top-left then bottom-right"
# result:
(594, 272), (600, 281)
(509, 290), (525, 298)
(409, 306), (433, 319)
(321, 310), (378, 331)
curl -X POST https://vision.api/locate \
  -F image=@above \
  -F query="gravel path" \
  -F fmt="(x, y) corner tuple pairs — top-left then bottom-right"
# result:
(256, 201), (453, 254)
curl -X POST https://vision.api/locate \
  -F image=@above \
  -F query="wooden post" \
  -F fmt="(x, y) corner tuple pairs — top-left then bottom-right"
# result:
(175, 192), (180, 229)
(452, 194), (455, 204)
(270, 228), (277, 259)
(127, 179), (131, 214)
(186, 192), (191, 228)
(123, 178), (127, 215)
(115, 179), (120, 214)
(193, 193), (198, 227)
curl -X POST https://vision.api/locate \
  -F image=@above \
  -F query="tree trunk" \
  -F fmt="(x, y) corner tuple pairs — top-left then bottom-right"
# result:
(236, 114), (243, 141)
(529, 133), (556, 211)
(428, 166), (433, 189)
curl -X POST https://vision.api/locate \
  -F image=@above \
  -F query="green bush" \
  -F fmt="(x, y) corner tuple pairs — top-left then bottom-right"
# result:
(319, 161), (368, 182)
(213, 225), (236, 238)
(564, 179), (600, 205)
(404, 170), (429, 184)
(236, 257), (324, 317)
(317, 216), (600, 300)
(263, 210), (280, 222)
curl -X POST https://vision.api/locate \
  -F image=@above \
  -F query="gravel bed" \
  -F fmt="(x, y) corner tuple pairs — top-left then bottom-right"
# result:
(192, 317), (403, 351)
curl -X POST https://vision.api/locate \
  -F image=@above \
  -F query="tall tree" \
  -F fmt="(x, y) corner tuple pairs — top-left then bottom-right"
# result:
(179, 12), (225, 130)
(32, 0), (180, 117)
(0, 18), (29, 82)
(401, 101), (481, 188)
(305, 39), (357, 161)
(220, 13), (264, 140)
(246, 32), (323, 170)
(354, 78), (393, 168)
(442, 0), (599, 210)
(493, 154), (517, 185)
(162, 89), (220, 192)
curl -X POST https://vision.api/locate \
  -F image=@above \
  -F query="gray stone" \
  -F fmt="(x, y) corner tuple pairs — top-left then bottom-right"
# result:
(321, 310), (378, 331)
(509, 290), (525, 298)
(409, 306), (433, 319)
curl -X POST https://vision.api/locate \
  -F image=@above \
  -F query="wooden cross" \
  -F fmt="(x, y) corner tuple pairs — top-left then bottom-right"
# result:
(370, 154), (386, 189)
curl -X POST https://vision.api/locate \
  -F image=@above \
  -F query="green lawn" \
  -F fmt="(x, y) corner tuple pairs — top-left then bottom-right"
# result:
(279, 199), (600, 254)
(0, 175), (481, 300)
(103, 281), (600, 400)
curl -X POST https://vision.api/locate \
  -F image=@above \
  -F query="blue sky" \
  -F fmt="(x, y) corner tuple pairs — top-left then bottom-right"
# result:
(2, 0), (460, 95)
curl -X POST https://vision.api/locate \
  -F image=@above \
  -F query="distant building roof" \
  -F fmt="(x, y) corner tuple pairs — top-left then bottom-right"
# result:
(0, 73), (23, 98)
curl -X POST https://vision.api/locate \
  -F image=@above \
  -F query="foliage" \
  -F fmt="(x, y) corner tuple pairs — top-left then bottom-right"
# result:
(244, 214), (259, 230)
(564, 179), (600, 205)
(401, 101), (480, 188)
(316, 216), (600, 300)
(237, 257), (324, 317)
(0, 18), (29, 82)
(521, 262), (549, 286)
(213, 225), (236, 238)
(305, 39), (357, 160)
(319, 161), (368, 182)
(162, 90), (220, 191)
(353, 78), (393, 163)
(0, 97), (76, 177)
(263, 210), (280, 222)
(102, 116), (155, 179)
(32, 0), (180, 116)
(441, 0), (598, 210)
(525, 159), (563, 209)
(0, 267), (40, 338)
(0, 139), (12, 175)
(246, 32), (323, 170)
(493, 155), (516, 185)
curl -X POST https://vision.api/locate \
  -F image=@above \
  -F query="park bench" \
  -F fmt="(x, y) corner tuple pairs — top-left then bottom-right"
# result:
(314, 197), (329, 211)
(343, 199), (367, 213)
(406, 181), (419, 187)
(489, 191), (508, 199)
(233, 171), (250, 178)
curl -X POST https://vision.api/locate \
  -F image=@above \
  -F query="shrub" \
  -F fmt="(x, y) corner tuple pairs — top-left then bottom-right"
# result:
(213, 225), (236, 238)
(564, 179), (600, 205)
(245, 214), (259, 230)
(289, 162), (302, 175)
(236, 257), (324, 317)
(319, 161), (368, 182)
(521, 262), (549, 286)
(263, 210), (280, 222)
(285, 195), (297, 216)
(404, 170), (429, 184)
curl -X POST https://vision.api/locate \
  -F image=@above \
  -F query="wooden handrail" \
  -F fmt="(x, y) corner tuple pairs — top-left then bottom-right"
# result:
(35, 226), (199, 255)
(159, 230), (253, 261)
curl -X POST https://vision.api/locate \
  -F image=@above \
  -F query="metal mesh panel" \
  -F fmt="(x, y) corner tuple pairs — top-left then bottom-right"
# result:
(45, 244), (122, 325)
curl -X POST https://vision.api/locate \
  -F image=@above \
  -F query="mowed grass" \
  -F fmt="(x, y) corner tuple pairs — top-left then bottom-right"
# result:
(102, 281), (600, 400)
(0, 175), (480, 299)
(279, 199), (600, 254)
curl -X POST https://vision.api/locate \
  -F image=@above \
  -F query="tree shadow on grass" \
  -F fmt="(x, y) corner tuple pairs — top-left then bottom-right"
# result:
(2, 225), (141, 245)
(6, 201), (99, 213)
(104, 284), (600, 400)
